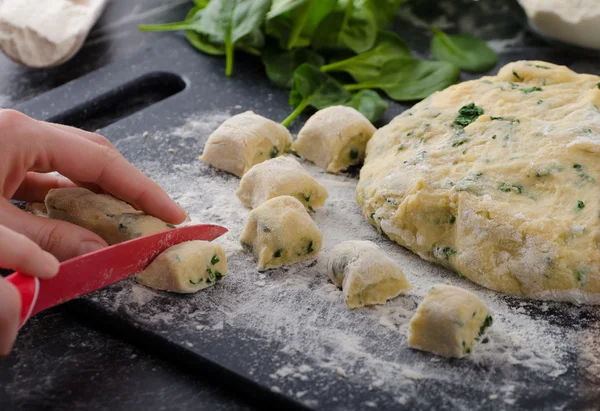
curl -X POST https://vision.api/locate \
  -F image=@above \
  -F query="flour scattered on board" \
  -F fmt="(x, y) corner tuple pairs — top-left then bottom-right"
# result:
(88, 112), (600, 410)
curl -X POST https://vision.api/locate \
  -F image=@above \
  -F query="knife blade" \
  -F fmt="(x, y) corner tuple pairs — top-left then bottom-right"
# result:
(6, 224), (228, 327)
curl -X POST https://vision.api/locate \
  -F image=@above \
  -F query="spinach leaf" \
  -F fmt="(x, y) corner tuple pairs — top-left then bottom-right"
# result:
(266, 0), (337, 50)
(345, 90), (388, 123)
(192, 0), (210, 7)
(430, 26), (497, 73)
(454, 103), (484, 127)
(262, 47), (325, 88)
(346, 58), (460, 101)
(361, 0), (406, 27)
(321, 30), (411, 82)
(312, 0), (378, 54)
(282, 63), (351, 126)
(200, 0), (271, 76)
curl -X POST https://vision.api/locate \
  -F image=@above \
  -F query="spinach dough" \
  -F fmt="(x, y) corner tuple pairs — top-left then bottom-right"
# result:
(357, 60), (600, 304)
(45, 187), (174, 245)
(136, 240), (227, 293)
(327, 240), (412, 308)
(408, 284), (493, 358)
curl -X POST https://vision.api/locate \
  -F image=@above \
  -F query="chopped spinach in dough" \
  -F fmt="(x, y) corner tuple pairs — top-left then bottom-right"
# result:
(293, 106), (376, 173)
(327, 240), (412, 309)
(236, 156), (328, 211)
(45, 188), (174, 245)
(240, 196), (322, 271)
(201, 111), (293, 177)
(357, 60), (600, 304)
(408, 284), (493, 358)
(136, 240), (227, 294)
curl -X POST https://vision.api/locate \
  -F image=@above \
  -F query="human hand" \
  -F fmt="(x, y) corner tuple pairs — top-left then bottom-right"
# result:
(0, 109), (187, 354)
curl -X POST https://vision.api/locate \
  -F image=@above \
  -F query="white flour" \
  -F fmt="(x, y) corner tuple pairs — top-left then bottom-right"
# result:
(89, 111), (600, 409)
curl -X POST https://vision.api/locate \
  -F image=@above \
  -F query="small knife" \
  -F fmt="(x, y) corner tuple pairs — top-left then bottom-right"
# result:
(6, 224), (228, 327)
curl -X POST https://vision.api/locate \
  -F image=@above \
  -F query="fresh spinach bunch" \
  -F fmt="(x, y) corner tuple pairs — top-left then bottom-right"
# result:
(141, 0), (497, 127)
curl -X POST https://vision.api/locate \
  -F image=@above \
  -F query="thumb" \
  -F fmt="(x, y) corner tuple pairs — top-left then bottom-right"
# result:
(0, 199), (107, 261)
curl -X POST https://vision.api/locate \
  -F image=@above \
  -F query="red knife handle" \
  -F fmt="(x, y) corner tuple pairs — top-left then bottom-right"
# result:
(6, 273), (40, 328)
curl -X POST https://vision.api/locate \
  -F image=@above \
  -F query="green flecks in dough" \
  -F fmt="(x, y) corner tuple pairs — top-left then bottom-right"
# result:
(118, 223), (127, 232)
(214, 271), (224, 281)
(211, 255), (220, 265)
(537, 100), (543, 105)
(349, 148), (359, 160)
(492, 135), (497, 139)
(451, 138), (469, 148)
(521, 87), (543, 94)
(597, 82), (600, 89)
(397, 144), (405, 151)
(454, 103), (484, 128)
(575, 267), (588, 285)
(308, 205), (315, 213)
(443, 247), (457, 257)
(273, 248), (283, 258)
(573, 164), (596, 183)
(479, 315), (493, 337)
(174, 254), (181, 262)
(575, 200), (585, 211)
(499, 183), (523, 194)
(288, 149), (301, 158)
(407, 131), (414, 136)
(449, 215), (456, 224)
(512, 71), (523, 81)
(262, 224), (271, 233)
(535, 64), (551, 69)
(241, 242), (253, 253)
(270, 146), (280, 158)
(583, 128), (593, 135)
(189, 279), (198, 285)
(207, 267), (216, 283)
(307, 240), (314, 254)
(370, 212), (376, 220)
(106, 214), (115, 218)
(304, 193), (311, 203)
(166, 224), (176, 229)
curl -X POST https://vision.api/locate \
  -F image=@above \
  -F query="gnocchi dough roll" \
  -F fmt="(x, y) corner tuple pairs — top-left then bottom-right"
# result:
(240, 195), (323, 271)
(136, 240), (227, 294)
(408, 284), (493, 358)
(236, 156), (328, 211)
(200, 111), (293, 177)
(292, 106), (376, 173)
(45, 187), (175, 245)
(327, 240), (412, 308)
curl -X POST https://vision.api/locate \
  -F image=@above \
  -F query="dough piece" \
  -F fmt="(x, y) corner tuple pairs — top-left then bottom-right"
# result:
(236, 156), (328, 211)
(201, 111), (293, 177)
(357, 61), (600, 304)
(136, 241), (227, 294)
(0, 0), (108, 68)
(239, 196), (322, 271)
(408, 284), (493, 358)
(327, 240), (412, 308)
(293, 106), (376, 173)
(45, 188), (174, 245)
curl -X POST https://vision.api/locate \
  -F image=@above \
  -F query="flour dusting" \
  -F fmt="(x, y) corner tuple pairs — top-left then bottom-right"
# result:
(87, 112), (600, 410)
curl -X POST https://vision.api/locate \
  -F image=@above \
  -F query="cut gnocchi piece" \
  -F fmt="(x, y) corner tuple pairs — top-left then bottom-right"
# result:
(236, 156), (328, 211)
(200, 111), (293, 177)
(239, 195), (323, 271)
(45, 188), (175, 245)
(408, 284), (493, 358)
(292, 106), (376, 173)
(327, 240), (412, 308)
(136, 240), (227, 293)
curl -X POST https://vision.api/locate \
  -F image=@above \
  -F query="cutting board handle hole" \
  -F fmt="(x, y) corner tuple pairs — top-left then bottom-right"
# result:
(46, 71), (186, 131)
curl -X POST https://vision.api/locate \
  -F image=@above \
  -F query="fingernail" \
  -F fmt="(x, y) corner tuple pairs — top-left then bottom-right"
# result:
(78, 241), (105, 256)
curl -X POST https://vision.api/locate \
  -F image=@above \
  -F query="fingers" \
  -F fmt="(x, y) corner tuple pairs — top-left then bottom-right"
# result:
(45, 123), (116, 150)
(0, 278), (20, 356)
(0, 110), (186, 224)
(0, 223), (59, 278)
(0, 199), (107, 262)
(12, 172), (77, 202)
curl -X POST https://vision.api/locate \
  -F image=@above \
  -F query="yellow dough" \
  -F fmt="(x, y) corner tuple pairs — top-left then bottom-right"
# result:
(200, 111), (293, 177)
(240, 196), (323, 271)
(45, 188), (174, 245)
(327, 240), (412, 308)
(136, 240), (227, 294)
(357, 60), (600, 304)
(236, 156), (328, 211)
(293, 106), (376, 173)
(408, 284), (493, 358)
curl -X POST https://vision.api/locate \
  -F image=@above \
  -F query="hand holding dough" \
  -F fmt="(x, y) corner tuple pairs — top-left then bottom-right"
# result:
(201, 111), (293, 177)
(408, 284), (493, 358)
(236, 156), (328, 211)
(45, 188), (175, 245)
(240, 196), (323, 271)
(327, 240), (412, 308)
(293, 106), (376, 173)
(136, 240), (227, 294)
